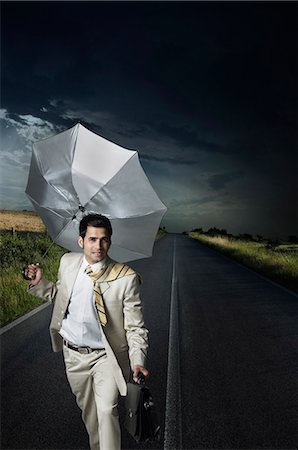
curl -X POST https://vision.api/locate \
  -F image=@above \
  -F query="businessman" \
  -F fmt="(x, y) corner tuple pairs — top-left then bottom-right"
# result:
(25, 213), (149, 450)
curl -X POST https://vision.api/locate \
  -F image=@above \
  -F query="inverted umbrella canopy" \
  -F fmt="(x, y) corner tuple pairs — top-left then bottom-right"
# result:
(25, 123), (167, 262)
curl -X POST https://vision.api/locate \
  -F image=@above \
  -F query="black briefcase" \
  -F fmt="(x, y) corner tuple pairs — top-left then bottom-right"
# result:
(124, 380), (160, 443)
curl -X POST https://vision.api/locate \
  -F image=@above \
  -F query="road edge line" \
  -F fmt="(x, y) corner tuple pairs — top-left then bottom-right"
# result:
(0, 301), (51, 335)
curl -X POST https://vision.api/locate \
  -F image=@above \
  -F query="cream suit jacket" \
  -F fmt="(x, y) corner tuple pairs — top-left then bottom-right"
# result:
(29, 252), (149, 395)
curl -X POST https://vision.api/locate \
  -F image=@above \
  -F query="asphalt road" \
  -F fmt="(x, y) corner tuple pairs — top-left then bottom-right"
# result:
(1, 234), (298, 449)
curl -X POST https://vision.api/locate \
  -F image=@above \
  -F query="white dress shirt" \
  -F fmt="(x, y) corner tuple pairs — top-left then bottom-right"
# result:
(59, 257), (106, 348)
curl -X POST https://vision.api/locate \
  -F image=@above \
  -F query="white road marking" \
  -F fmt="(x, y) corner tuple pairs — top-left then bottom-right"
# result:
(164, 237), (183, 450)
(0, 301), (51, 335)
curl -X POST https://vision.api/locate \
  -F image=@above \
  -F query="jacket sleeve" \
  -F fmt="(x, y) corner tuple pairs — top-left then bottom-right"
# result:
(123, 273), (149, 369)
(27, 256), (64, 303)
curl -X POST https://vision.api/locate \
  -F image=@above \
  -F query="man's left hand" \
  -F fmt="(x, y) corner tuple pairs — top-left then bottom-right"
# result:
(133, 365), (149, 383)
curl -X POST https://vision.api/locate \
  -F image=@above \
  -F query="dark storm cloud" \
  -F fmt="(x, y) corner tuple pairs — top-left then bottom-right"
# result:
(169, 195), (223, 208)
(3, 2), (295, 134)
(154, 123), (228, 153)
(1, 1), (296, 237)
(140, 154), (198, 166)
(208, 171), (245, 190)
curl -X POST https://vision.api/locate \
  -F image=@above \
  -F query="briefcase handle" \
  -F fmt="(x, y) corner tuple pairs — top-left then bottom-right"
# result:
(129, 371), (146, 385)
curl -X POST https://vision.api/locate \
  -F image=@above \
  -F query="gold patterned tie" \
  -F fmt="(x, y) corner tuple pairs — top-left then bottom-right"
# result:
(85, 265), (108, 327)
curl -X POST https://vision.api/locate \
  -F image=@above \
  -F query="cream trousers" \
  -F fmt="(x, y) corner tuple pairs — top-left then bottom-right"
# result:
(63, 346), (120, 450)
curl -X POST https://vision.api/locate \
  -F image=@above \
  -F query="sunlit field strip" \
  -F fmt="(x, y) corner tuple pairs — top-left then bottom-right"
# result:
(0, 210), (45, 232)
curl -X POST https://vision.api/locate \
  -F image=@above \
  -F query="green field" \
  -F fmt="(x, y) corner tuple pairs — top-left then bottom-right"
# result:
(188, 232), (298, 294)
(0, 231), (67, 327)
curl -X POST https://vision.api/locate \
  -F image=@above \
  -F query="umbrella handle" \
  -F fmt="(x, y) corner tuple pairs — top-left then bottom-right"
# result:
(21, 215), (73, 280)
(22, 262), (40, 280)
(22, 210), (84, 282)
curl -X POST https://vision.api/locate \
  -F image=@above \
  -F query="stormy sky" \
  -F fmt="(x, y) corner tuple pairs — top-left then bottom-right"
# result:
(1, 1), (297, 238)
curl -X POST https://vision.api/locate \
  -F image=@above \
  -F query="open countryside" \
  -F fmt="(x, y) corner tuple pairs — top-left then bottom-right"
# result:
(0, 210), (297, 328)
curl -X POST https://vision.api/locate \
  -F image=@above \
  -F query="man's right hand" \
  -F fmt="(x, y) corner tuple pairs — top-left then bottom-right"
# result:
(24, 264), (42, 286)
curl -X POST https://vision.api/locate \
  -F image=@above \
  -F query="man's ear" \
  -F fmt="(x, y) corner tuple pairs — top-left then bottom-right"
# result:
(78, 236), (84, 249)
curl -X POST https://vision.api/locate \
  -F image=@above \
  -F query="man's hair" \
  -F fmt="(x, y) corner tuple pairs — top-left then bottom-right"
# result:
(79, 214), (113, 239)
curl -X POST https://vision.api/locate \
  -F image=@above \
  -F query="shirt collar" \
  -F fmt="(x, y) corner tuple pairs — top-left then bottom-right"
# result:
(83, 256), (108, 272)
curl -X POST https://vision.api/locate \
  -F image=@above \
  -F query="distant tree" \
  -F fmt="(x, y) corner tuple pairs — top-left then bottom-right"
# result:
(288, 235), (298, 244)
(159, 227), (167, 233)
(206, 227), (218, 236)
(256, 234), (264, 242)
(191, 227), (203, 234)
(206, 227), (227, 236)
(238, 233), (253, 241)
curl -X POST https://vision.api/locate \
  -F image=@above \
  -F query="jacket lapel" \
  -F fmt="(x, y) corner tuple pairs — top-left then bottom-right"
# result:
(64, 254), (84, 297)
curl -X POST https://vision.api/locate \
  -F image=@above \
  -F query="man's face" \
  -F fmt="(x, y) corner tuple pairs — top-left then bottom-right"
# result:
(78, 226), (111, 264)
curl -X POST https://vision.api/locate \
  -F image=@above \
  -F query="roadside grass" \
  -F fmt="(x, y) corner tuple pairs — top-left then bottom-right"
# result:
(188, 232), (298, 294)
(0, 268), (44, 326)
(156, 228), (167, 240)
(0, 231), (67, 327)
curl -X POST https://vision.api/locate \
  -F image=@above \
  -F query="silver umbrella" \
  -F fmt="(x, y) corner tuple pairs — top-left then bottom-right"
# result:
(25, 123), (167, 261)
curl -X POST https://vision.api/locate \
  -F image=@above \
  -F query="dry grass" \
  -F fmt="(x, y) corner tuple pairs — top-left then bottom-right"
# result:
(188, 232), (298, 293)
(0, 210), (45, 232)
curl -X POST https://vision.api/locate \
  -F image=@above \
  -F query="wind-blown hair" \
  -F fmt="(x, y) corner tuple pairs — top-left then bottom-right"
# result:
(79, 214), (112, 240)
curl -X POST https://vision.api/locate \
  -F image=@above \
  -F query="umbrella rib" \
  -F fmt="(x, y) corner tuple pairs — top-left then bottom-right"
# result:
(111, 243), (149, 255)
(40, 219), (74, 260)
(109, 208), (167, 219)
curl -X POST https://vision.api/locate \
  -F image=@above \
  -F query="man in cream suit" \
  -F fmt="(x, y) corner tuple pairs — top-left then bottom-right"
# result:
(25, 214), (149, 450)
